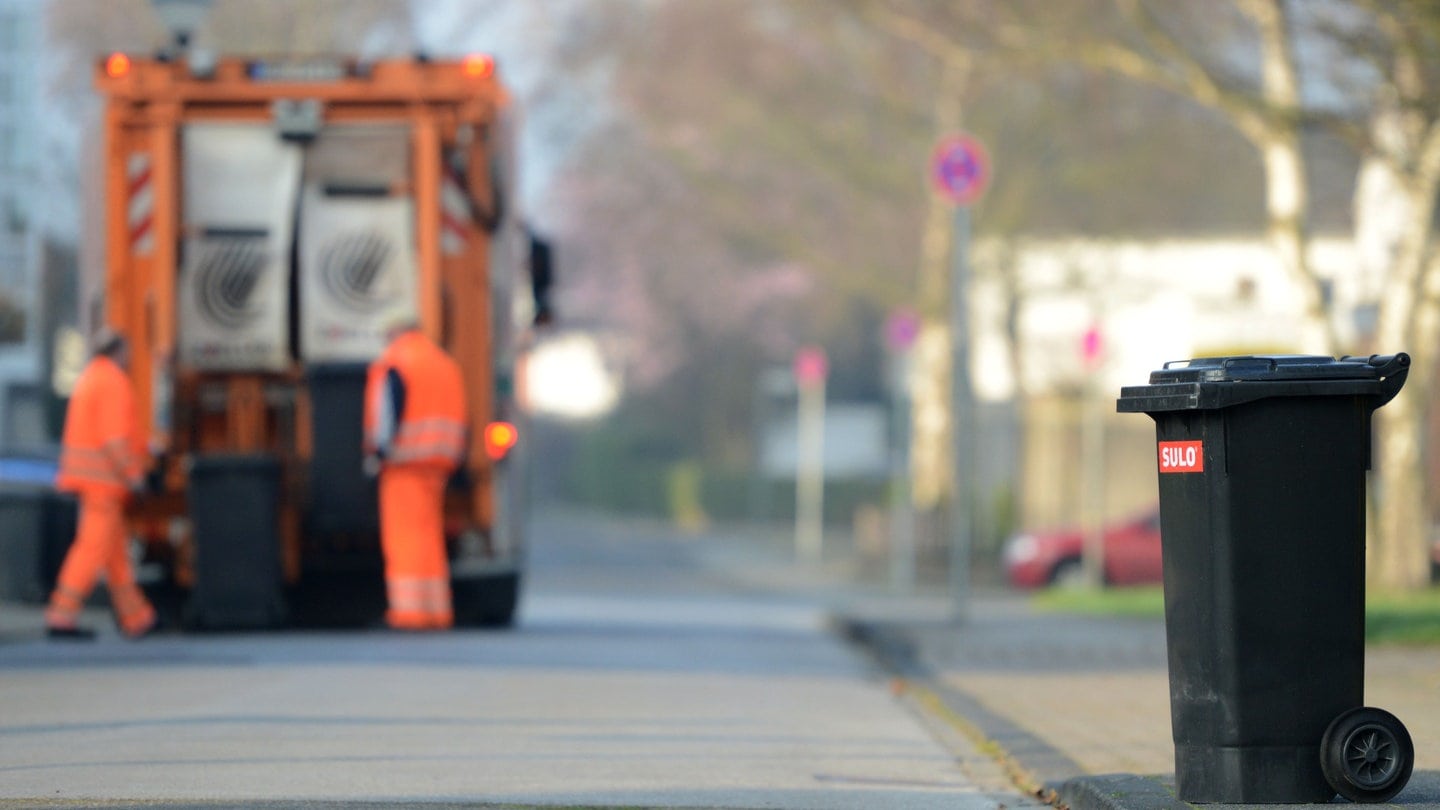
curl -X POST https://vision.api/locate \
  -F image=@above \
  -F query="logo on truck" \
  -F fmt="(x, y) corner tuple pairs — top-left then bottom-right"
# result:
(194, 237), (267, 329)
(1158, 440), (1204, 473)
(320, 230), (393, 312)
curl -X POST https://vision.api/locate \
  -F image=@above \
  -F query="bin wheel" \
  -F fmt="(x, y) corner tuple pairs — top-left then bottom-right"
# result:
(1320, 706), (1413, 803)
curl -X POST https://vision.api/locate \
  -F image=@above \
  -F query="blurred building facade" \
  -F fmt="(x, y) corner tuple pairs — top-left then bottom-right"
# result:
(0, 0), (44, 448)
(970, 236), (1379, 532)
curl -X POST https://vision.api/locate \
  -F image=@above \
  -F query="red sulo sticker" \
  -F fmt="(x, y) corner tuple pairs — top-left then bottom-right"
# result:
(1158, 440), (1204, 473)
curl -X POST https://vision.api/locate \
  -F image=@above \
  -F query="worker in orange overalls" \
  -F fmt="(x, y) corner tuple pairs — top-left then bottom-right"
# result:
(45, 328), (157, 640)
(364, 317), (468, 630)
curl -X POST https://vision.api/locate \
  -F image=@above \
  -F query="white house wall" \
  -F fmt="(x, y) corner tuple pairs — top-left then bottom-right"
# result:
(971, 237), (1376, 402)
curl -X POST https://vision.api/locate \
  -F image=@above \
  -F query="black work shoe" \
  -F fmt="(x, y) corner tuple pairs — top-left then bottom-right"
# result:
(46, 625), (97, 641)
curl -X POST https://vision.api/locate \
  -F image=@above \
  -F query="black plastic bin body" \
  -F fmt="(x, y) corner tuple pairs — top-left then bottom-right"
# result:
(40, 491), (77, 598)
(187, 454), (287, 629)
(1117, 354), (1409, 804)
(0, 486), (76, 603)
(0, 486), (48, 602)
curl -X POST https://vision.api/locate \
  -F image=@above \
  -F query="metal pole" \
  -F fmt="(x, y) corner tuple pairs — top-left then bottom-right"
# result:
(889, 349), (915, 590)
(950, 205), (975, 620)
(795, 375), (826, 565)
(1081, 371), (1106, 587)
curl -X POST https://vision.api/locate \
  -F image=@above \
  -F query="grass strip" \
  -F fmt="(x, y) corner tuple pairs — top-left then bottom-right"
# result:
(1032, 585), (1440, 645)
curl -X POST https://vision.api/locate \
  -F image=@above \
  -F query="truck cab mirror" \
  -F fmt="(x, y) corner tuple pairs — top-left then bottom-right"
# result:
(529, 232), (554, 327)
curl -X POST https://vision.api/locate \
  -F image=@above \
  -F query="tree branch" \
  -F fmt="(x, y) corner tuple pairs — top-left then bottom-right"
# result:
(1119, 0), (1274, 145)
(861, 2), (970, 68)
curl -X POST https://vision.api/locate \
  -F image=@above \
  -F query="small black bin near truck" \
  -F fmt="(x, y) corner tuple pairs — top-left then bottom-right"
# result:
(1117, 353), (1414, 804)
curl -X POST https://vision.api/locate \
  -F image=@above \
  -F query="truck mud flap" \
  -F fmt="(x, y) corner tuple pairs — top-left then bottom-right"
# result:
(304, 363), (379, 537)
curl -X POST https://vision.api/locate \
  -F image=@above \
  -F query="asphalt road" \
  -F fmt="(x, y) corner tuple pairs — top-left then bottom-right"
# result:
(0, 511), (1036, 809)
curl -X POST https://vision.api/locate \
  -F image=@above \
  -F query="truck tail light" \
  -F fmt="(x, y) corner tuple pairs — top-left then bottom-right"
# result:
(462, 53), (495, 79)
(484, 421), (518, 461)
(105, 52), (132, 79)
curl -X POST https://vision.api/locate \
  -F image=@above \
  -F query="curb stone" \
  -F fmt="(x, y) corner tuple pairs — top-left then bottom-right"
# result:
(839, 612), (1440, 810)
(838, 616), (1086, 806)
(1056, 774), (1188, 810)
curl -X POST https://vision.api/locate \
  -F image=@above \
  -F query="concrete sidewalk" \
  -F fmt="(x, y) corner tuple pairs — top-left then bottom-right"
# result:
(844, 594), (1440, 809)
(9, 513), (1439, 808)
(660, 518), (1440, 807)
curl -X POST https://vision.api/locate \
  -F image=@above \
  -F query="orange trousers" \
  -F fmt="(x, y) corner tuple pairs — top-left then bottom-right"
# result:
(45, 493), (155, 637)
(379, 467), (453, 630)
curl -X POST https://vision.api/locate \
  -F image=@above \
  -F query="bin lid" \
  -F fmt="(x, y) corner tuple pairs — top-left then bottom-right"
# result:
(0, 457), (57, 487)
(1117, 353), (1409, 413)
(189, 453), (283, 476)
(303, 361), (370, 382)
(1149, 355), (1390, 384)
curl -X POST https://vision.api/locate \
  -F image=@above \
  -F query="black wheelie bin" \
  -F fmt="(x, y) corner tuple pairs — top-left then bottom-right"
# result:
(1117, 353), (1414, 804)
(0, 455), (77, 603)
(186, 454), (288, 629)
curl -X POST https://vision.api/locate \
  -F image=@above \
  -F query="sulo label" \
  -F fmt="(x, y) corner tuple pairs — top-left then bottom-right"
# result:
(1158, 440), (1204, 473)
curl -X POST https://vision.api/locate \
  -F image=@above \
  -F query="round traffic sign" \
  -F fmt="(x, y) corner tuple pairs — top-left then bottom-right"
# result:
(931, 133), (990, 206)
(885, 307), (920, 352)
(1081, 323), (1104, 369)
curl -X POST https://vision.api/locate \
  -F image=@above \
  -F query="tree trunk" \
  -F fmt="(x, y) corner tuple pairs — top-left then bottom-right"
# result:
(910, 58), (968, 516)
(1246, 1), (1336, 354)
(1368, 129), (1440, 590)
(1373, 384), (1431, 590)
(1260, 138), (1333, 353)
(1368, 253), (1430, 592)
(911, 321), (952, 511)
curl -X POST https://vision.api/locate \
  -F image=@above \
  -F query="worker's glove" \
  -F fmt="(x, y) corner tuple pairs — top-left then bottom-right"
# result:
(363, 455), (382, 478)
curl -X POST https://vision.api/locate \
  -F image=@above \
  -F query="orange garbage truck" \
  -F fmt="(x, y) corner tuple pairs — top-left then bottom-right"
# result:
(89, 51), (542, 629)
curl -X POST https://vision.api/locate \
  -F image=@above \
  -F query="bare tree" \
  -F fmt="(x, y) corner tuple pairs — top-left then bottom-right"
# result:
(1066, 0), (1440, 589)
(877, 0), (1438, 589)
(1329, 1), (1440, 589)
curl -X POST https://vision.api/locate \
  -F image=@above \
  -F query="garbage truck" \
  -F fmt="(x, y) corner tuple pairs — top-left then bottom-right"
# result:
(79, 49), (544, 628)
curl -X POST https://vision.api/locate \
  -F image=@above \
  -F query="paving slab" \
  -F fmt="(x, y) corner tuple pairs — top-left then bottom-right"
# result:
(845, 594), (1440, 809)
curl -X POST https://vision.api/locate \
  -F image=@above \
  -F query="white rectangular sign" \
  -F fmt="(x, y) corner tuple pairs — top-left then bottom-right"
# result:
(298, 125), (417, 362)
(178, 124), (298, 371)
(297, 184), (418, 362)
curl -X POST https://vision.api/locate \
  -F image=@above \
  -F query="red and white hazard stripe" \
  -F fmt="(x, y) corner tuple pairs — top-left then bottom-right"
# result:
(127, 153), (154, 255)
(440, 168), (470, 256)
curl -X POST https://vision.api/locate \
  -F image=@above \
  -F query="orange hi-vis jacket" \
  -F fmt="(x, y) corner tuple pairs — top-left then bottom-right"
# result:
(56, 356), (143, 500)
(364, 329), (468, 472)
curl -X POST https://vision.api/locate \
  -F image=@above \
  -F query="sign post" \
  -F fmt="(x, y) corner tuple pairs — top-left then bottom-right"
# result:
(931, 133), (989, 620)
(885, 308), (919, 590)
(794, 347), (827, 565)
(1080, 323), (1107, 587)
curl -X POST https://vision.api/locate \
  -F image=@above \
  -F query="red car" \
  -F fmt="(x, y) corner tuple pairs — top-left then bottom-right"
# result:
(1002, 509), (1164, 588)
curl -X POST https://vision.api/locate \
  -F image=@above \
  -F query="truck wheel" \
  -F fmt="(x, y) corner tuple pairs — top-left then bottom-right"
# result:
(1320, 706), (1413, 803)
(288, 572), (387, 629)
(452, 571), (521, 628)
